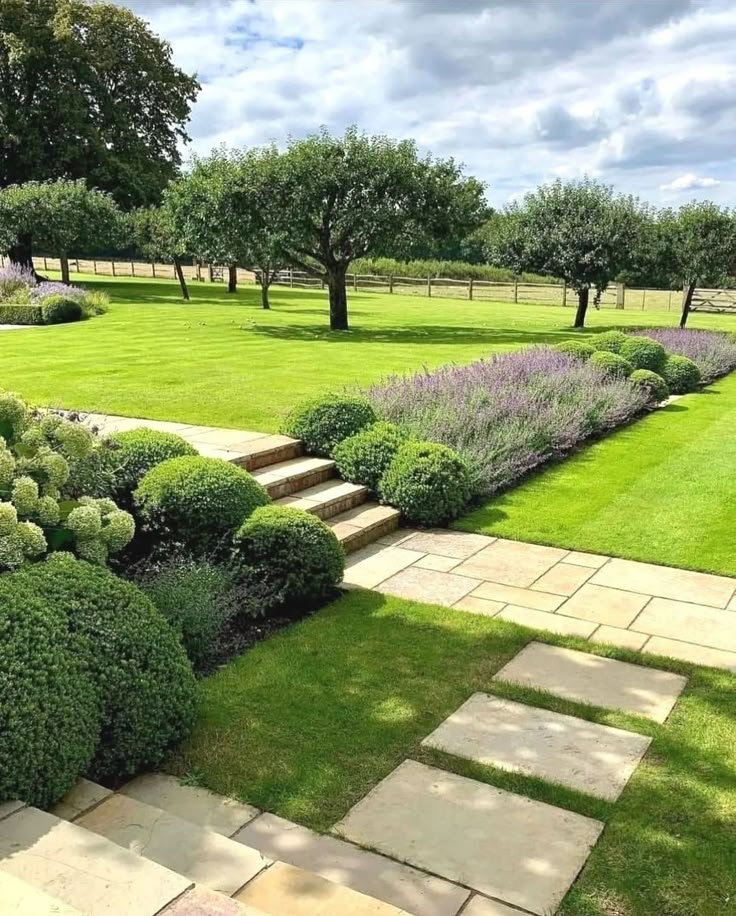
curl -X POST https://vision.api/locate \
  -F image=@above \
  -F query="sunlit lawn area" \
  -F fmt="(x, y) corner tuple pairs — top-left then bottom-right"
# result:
(173, 588), (736, 916)
(0, 273), (729, 432)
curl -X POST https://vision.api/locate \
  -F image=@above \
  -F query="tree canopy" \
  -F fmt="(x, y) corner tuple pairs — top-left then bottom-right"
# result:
(128, 205), (190, 300)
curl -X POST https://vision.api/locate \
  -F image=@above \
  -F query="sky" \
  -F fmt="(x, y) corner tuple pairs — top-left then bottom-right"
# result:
(119, 0), (736, 207)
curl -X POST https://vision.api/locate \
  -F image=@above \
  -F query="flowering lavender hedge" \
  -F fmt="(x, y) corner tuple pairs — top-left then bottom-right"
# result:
(636, 329), (736, 384)
(365, 348), (649, 497)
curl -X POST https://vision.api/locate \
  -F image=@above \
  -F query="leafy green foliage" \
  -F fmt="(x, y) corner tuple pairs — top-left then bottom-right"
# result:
(589, 350), (634, 379)
(40, 295), (83, 324)
(135, 455), (270, 554)
(661, 202), (736, 290)
(618, 335), (667, 372)
(592, 330), (630, 353)
(332, 422), (411, 492)
(282, 394), (377, 457)
(0, 303), (43, 324)
(233, 505), (344, 612)
(106, 427), (197, 504)
(553, 340), (596, 360)
(661, 354), (702, 394)
(380, 440), (472, 525)
(629, 369), (670, 403)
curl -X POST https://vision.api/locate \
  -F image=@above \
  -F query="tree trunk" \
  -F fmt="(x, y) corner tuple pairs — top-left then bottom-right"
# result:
(228, 264), (237, 293)
(327, 267), (349, 330)
(260, 281), (271, 310)
(60, 255), (70, 285)
(174, 257), (190, 301)
(574, 288), (589, 328)
(8, 232), (35, 275)
(679, 281), (696, 328)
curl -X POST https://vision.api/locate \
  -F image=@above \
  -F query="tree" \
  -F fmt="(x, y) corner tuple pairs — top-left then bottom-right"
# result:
(0, 0), (199, 265)
(128, 206), (190, 301)
(489, 178), (648, 327)
(659, 203), (736, 327)
(0, 179), (121, 281)
(258, 128), (487, 330)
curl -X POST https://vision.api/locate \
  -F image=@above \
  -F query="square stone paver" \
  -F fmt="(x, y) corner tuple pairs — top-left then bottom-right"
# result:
(0, 800), (25, 822)
(235, 813), (469, 916)
(414, 553), (463, 572)
(334, 760), (602, 916)
(591, 558), (735, 609)
(494, 642), (686, 722)
(729, 595), (736, 612)
(558, 584), (651, 628)
(400, 530), (491, 559)
(497, 605), (597, 638)
(0, 870), (84, 916)
(343, 545), (425, 589)
(163, 885), (267, 916)
(590, 626), (648, 651)
(376, 566), (477, 607)
(453, 539), (568, 588)
(452, 595), (505, 617)
(470, 581), (564, 612)
(632, 597), (736, 652)
(643, 636), (736, 672)
(422, 693), (651, 801)
(531, 563), (595, 596)
(561, 551), (609, 569)
(462, 896), (525, 916)
(50, 778), (112, 821)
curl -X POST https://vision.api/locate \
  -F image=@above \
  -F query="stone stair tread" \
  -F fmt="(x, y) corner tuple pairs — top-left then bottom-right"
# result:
(120, 773), (260, 837)
(235, 861), (413, 915)
(329, 503), (402, 553)
(49, 778), (112, 821)
(0, 806), (190, 916)
(160, 885), (270, 916)
(76, 793), (270, 896)
(275, 479), (368, 519)
(0, 870), (84, 915)
(251, 455), (335, 485)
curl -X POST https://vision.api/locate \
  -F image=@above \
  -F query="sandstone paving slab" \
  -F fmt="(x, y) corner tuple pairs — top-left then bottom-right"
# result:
(77, 794), (269, 896)
(120, 773), (260, 837)
(497, 605), (597, 638)
(453, 539), (568, 588)
(414, 553), (462, 572)
(494, 642), (686, 723)
(161, 885), (269, 916)
(561, 551), (609, 569)
(50, 778), (112, 821)
(235, 812), (469, 916)
(589, 625), (648, 651)
(632, 597), (736, 652)
(530, 563), (595, 596)
(338, 504), (400, 529)
(235, 861), (412, 915)
(422, 693), (651, 801)
(0, 800), (25, 822)
(558, 584), (651, 628)
(461, 895), (529, 916)
(343, 545), (425, 589)
(643, 636), (736, 672)
(591, 557), (735, 609)
(334, 760), (603, 916)
(376, 566), (477, 607)
(186, 427), (268, 447)
(470, 581), (564, 612)
(0, 871), (83, 915)
(0, 807), (190, 916)
(729, 595), (736, 611)
(452, 595), (506, 617)
(400, 529), (492, 559)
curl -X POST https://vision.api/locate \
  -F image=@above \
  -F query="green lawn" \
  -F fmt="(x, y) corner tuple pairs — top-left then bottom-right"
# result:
(0, 273), (728, 432)
(456, 372), (736, 577)
(172, 589), (736, 916)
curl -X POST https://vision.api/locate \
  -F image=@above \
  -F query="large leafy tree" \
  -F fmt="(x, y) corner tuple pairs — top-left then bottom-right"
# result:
(489, 178), (648, 327)
(0, 0), (199, 264)
(128, 205), (190, 301)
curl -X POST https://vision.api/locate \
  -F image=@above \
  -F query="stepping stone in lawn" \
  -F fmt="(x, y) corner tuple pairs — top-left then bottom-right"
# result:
(494, 642), (686, 723)
(422, 693), (651, 801)
(334, 760), (603, 916)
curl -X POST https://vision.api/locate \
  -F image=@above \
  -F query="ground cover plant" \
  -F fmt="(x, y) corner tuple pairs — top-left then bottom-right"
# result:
(172, 588), (736, 916)
(638, 328), (736, 383)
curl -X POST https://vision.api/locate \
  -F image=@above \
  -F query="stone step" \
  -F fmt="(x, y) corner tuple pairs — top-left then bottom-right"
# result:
(160, 885), (270, 916)
(328, 503), (401, 553)
(251, 456), (336, 500)
(275, 478), (369, 520)
(0, 870), (84, 915)
(201, 434), (304, 472)
(0, 806), (191, 916)
(49, 777), (112, 821)
(76, 793), (270, 896)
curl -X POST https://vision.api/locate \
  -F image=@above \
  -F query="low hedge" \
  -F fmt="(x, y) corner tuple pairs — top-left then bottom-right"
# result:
(0, 303), (43, 325)
(589, 350), (634, 379)
(619, 335), (667, 373)
(282, 394), (377, 456)
(592, 330), (629, 353)
(41, 295), (83, 325)
(661, 354), (702, 394)
(629, 369), (670, 403)
(553, 340), (596, 360)
(332, 422), (411, 493)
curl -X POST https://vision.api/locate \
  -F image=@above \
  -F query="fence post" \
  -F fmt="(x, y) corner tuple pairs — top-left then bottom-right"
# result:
(427, 276), (432, 297)
(131, 260), (135, 277)
(43, 257), (48, 271)
(616, 282), (625, 309)
(389, 275), (394, 294)
(353, 272), (357, 292)
(513, 278), (518, 303)
(468, 278), (474, 301)
(668, 290), (672, 311)
(208, 264), (214, 282)
(93, 260), (97, 275)
(561, 281), (567, 306)
(289, 269), (294, 288)
(111, 259), (116, 277)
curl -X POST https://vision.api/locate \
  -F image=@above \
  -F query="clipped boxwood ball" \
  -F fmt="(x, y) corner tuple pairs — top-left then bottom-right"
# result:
(592, 330), (629, 353)
(41, 295), (83, 324)
(282, 394), (377, 456)
(380, 440), (472, 526)
(135, 455), (269, 553)
(661, 354), (702, 394)
(553, 340), (596, 360)
(0, 573), (99, 807)
(619, 335), (668, 372)
(233, 505), (344, 611)
(629, 369), (670, 403)
(332, 422), (411, 493)
(589, 350), (634, 379)
(107, 427), (197, 499)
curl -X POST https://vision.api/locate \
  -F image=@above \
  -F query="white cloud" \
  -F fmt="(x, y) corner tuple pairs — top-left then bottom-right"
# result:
(117, 0), (736, 206)
(660, 172), (721, 190)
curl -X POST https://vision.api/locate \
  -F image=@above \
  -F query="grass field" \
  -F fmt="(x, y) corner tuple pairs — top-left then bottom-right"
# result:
(173, 589), (736, 916)
(456, 372), (736, 577)
(0, 273), (729, 432)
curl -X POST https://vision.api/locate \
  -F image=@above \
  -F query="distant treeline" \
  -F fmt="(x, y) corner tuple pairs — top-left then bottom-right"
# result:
(351, 257), (556, 285)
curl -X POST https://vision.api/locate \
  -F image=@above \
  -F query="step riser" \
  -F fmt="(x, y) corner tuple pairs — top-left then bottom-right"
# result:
(265, 466), (336, 500)
(341, 515), (401, 554)
(306, 490), (368, 521)
(235, 441), (304, 472)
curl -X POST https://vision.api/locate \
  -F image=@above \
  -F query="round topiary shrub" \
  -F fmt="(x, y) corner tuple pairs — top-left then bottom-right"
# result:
(233, 505), (344, 612)
(661, 354), (702, 394)
(591, 330), (629, 353)
(135, 455), (270, 553)
(332, 422), (411, 493)
(589, 350), (634, 379)
(41, 295), (83, 324)
(629, 369), (670, 403)
(0, 573), (99, 807)
(553, 340), (596, 360)
(618, 335), (668, 372)
(107, 428), (198, 502)
(281, 394), (377, 457)
(379, 440), (472, 526)
(18, 553), (196, 783)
